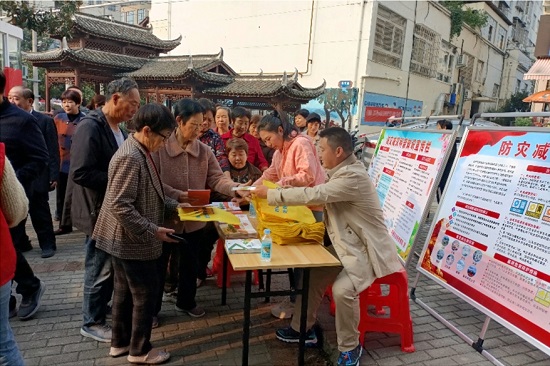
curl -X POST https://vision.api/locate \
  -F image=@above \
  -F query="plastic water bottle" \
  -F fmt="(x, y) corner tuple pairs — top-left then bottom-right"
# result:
(249, 201), (256, 218)
(261, 229), (272, 262)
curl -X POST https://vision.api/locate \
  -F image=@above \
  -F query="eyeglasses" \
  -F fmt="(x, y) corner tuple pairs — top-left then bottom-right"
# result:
(154, 131), (170, 141)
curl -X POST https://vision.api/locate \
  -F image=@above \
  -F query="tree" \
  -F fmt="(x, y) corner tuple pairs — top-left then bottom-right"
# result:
(441, 1), (488, 39)
(485, 91), (531, 126)
(315, 88), (359, 130)
(0, 1), (81, 38)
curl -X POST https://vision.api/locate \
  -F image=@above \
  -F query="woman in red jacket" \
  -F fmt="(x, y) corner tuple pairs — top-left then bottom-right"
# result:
(0, 143), (28, 365)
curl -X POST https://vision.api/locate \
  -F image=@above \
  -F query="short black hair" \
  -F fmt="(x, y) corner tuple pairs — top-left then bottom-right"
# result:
(198, 98), (216, 116)
(173, 98), (204, 124)
(294, 108), (309, 118)
(0, 70), (5, 94)
(22, 88), (34, 100)
(437, 119), (453, 130)
(131, 103), (176, 133)
(61, 89), (82, 105)
(319, 127), (353, 154)
(230, 106), (251, 122)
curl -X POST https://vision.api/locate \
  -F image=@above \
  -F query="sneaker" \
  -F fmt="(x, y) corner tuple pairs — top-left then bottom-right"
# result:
(54, 227), (72, 236)
(80, 324), (112, 342)
(275, 326), (317, 345)
(18, 281), (46, 320)
(127, 348), (170, 364)
(337, 344), (363, 366)
(162, 291), (177, 303)
(41, 249), (56, 258)
(109, 346), (130, 357)
(271, 298), (294, 319)
(175, 305), (205, 318)
(152, 316), (159, 329)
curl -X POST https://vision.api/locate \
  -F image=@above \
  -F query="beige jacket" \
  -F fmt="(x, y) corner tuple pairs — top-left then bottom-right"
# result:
(268, 154), (402, 292)
(0, 156), (28, 227)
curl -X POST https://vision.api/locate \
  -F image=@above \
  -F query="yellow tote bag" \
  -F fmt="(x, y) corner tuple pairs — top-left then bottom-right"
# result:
(253, 181), (316, 224)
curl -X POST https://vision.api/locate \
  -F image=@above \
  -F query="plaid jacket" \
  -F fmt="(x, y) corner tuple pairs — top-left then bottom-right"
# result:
(93, 135), (178, 260)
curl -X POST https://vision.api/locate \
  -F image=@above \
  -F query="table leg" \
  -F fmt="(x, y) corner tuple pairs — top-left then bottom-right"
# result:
(298, 268), (310, 366)
(221, 246), (228, 306)
(265, 269), (272, 303)
(242, 270), (252, 366)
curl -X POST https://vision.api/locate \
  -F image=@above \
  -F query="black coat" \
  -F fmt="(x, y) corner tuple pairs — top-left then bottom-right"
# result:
(69, 109), (127, 236)
(31, 110), (60, 192)
(0, 98), (48, 196)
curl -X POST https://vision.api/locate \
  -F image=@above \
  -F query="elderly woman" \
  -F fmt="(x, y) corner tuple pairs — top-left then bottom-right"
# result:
(214, 106), (231, 135)
(153, 99), (241, 318)
(93, 103), (178, 365)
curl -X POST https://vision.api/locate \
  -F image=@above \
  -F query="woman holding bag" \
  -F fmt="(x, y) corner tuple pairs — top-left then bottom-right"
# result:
(254, 111), (326, 319)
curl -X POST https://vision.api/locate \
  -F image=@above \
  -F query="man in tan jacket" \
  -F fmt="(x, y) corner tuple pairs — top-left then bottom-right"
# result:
(255, 127), (403, 366)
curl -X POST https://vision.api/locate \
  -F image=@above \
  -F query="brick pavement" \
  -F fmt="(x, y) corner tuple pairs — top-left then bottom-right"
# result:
(10, 196), (550, 365)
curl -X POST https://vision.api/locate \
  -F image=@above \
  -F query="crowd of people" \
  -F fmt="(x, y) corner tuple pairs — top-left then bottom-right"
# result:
(0, 72), (403, 366)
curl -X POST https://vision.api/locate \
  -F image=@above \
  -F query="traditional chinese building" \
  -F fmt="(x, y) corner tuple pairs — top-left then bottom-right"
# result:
(23, 12), (325, 112)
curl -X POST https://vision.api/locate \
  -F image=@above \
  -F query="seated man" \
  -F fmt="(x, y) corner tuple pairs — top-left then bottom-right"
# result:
(255, 127), (403, 366)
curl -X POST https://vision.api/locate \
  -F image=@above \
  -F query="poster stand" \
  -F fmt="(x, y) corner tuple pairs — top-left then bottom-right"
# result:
(411, 126), (550, 364)
(367, 127), (458, 268)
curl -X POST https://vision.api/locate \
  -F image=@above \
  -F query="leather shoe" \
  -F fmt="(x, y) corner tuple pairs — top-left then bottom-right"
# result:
(54, 227), (72, 235)
(41, 249), (56, 258)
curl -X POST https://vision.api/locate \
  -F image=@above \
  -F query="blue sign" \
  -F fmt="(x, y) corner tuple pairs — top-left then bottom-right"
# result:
(361, 92), (423, 126)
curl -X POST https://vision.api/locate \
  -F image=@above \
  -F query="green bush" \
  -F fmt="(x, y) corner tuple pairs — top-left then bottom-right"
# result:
(514, 117), (532, 127)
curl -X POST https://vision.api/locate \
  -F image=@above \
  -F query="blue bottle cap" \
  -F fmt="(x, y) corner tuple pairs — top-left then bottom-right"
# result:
(264, 229), (271, 234)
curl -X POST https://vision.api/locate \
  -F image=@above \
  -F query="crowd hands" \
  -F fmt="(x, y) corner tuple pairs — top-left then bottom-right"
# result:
(0, 74), (402, 366)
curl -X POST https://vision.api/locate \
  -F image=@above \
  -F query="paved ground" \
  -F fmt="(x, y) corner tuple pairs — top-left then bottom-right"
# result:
(10, 197), (550, 365)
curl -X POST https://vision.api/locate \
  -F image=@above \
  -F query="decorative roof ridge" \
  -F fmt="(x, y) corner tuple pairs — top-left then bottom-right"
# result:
(149, 52), (224, 62)
(73, 12), (154, 33)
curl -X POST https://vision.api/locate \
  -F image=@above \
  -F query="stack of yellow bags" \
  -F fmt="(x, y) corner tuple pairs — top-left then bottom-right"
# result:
(252, 181), (324, 245)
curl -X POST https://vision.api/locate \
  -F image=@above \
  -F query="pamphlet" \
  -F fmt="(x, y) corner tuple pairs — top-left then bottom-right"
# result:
(225, 239), (262, 253)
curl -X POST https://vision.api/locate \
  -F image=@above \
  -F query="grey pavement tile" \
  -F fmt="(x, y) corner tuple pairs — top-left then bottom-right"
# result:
(397, 350), (433, 363)
(422, 357), (459, 366)
(373, 356), (405, 366)
(501, 353), (536, 366)
(38, 352), (79, 365)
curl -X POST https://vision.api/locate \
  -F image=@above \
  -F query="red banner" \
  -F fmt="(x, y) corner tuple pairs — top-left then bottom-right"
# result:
(364, 107), (402, 122)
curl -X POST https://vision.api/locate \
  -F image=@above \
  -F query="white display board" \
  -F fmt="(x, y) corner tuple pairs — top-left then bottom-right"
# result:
(368, 128), (456, 263)
(417, 127), (550, 356)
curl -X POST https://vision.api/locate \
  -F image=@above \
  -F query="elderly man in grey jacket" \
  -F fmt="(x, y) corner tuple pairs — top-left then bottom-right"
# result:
(255, 127), (403, 366)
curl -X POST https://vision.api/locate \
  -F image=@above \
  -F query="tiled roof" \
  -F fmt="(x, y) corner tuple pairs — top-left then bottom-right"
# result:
(203, 73), (326, 100)
(120, 53), (236, 83)
(23, 48), (147, 70)
(64, 13), (181, 51)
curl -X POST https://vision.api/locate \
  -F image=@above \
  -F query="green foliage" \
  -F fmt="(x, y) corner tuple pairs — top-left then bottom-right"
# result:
(315, 88), (359, 130)
(0, 1), (81, 38)
(484, 91), (531, 126)
(514, 117), (532, 126)
(441, 1), (489, 39)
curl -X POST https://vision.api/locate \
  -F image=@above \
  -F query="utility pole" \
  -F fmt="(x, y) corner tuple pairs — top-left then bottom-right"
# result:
(32, 29), (40, 110)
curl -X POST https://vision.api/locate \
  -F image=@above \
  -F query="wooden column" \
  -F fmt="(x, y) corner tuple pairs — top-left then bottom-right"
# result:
(94, 82), (100, 94)
(45, 70), (50, 112)
(74, 69), (81, 87)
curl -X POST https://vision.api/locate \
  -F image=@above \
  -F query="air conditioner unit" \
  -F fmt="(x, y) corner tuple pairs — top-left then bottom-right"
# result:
(464, 89), (473, 100)
(22, 65), (29, 79)
(456, 54), (468, 68)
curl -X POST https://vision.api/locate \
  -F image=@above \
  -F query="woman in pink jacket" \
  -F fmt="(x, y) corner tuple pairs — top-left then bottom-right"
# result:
(254, 112), (326, 319)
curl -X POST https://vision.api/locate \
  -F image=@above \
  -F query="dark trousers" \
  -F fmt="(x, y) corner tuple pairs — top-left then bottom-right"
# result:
(10, 219), (30, 252)
(155, 229), (204, 313)
(56, 172), (71, 228)
(28, 190), (56, 251)
(112, 257), (158, 356)
(11, 239), (41, 299)
(197, 222), (219, 281)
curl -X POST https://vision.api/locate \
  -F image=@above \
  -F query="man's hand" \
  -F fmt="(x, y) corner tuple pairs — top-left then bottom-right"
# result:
(49, 181), (57, 191)
(177, 202), (192, 208)
(156, 226), (178, 243)
(254, 185), (268, 199)
(177, 192), (189, 203)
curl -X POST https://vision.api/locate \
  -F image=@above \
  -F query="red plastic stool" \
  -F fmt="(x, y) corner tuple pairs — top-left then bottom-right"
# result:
(358, 269), (415, 352)
(212, 239), (259, 288)
(327, 269), (414, 353)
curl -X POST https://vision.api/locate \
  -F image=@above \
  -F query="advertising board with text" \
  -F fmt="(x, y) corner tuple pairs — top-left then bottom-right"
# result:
(417, 127), (550, 356)
(367, 129), (456, 263)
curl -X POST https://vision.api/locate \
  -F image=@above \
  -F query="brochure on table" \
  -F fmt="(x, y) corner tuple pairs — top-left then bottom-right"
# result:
(368, 128), (456, 263)
(417, 127), (550, 356)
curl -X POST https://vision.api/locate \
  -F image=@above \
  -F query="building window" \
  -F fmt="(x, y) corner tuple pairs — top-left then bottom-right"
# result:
(516, 80), (521, 93)
(137, 9), (145, 23)
(107, 4), (116, 11)
(8, 35), (21, 69)
(492, 84), (500, 98)
(437, 41), (454, 83)
(475, 60), (485, 82)
(373, 5), (406, 69)
(488, 25), (494, 42)
(126, 11), (135, 24)
(410, 24), (440, 78)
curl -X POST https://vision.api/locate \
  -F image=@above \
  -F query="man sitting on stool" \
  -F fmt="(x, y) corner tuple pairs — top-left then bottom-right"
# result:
(254, 127), (403, 366)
